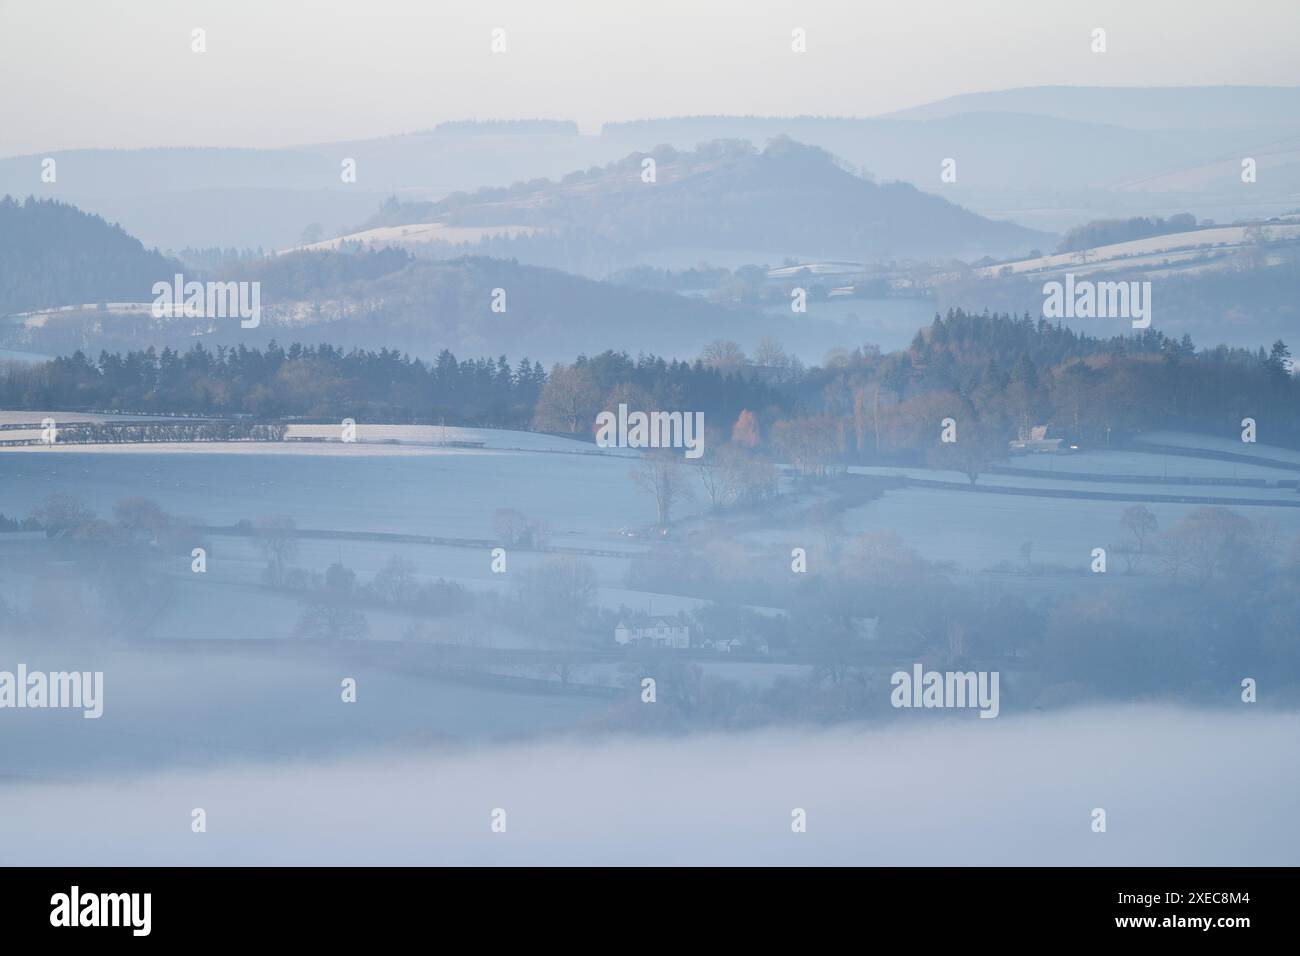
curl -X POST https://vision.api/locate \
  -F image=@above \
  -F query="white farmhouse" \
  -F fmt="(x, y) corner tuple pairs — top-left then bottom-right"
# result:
(614, 618), (690, 649)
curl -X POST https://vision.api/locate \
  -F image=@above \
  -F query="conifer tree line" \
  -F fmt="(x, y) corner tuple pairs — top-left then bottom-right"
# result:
(1, 309), (1296, 454)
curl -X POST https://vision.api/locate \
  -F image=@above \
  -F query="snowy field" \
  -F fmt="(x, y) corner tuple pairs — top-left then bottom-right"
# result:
(808, 437), (1300, 570)
(0, 421), (618, 456)
(1135, 430), (1300, 466)
(282, 423), (604, 453)
(848, 464), (1300, 504)
(975, 221), (1300, 277)
(828, 487), (1300, 571)
(7, 426), (1300, 606)
(1007, 448), (1298, 481)
(293, 221), (547, 253)
(0, 446), (658, 540)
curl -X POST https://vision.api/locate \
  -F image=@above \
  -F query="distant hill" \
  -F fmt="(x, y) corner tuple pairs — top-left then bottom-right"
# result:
(344, 138), (1054, 270)
(428, 119), (580, 135)
(0, 228), (864, 365)
(223, 250), (875, 362)
(0, 196), (180, 316)
(600, 110), (1300, 234)
(0, 133), (627, 250)
(9, 87), (1298, 250)
(882, 85), (1300, 133)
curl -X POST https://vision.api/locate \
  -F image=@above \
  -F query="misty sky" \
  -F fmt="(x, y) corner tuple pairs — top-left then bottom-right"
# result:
(2, 0), (1299, 156)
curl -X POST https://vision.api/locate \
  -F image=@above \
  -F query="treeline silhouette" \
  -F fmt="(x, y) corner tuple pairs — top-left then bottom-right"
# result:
(225, 246), (412, 298)
(0, 196), (180, 315)
(783, 309), (1300, 458)
(0, 310), (1295, 450)
(1056, 212), (1201, 253)
(0, 342), (549, 424)
(0, 420), (287, 447)
(0, 339), (786, 430)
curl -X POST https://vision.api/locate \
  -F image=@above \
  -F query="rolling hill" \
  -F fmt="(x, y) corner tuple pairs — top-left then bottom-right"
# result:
(0, 200), (864, 363)
(7, 87), (1298, 250)
(0, 196), (181, 316)
(332, 138), (1054, 271)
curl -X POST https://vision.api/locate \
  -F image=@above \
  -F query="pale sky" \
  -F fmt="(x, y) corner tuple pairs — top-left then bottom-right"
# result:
(1, 0), (1298, 155)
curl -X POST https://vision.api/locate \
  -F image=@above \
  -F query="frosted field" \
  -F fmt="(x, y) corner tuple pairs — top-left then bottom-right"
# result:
(0, 437), (742, 646)
(8, 425), (1298, 599)
(829, 487), (1300, 571)
(847, 464), (1300, 503)
(282, 423), (605, 453)
(295, 221), (546, 252)
(2, 441), (563, 458)
(1135, 430), (1300, 466)
(0, 447), (662, 541)
(0, 422), (620, 457)
(976, 222), (1300, 277)
(744, 448), (1300, 572)
(1007, 449), (1298, 481)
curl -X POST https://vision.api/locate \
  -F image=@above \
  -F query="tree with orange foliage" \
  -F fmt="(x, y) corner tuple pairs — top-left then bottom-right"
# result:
(731, 409), (759, 448)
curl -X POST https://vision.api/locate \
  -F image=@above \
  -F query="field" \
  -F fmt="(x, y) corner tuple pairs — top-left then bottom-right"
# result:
(295, 222), (548, 253)
(3, 426), (1297, 731)
(8, 424), (1298, 582)
(753, 438), (1300, 574)
(1, 437), (649, 540)
(974, 220), (1300, 278)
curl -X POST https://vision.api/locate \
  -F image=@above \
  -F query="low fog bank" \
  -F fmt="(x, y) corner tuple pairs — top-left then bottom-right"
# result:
(0, 643), (608, 779)
(2, 705), (1295, 865)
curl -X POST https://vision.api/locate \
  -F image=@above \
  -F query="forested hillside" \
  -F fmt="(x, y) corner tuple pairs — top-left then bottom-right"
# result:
(0, 196), (180, 315)
(358, 138), (1053, 266)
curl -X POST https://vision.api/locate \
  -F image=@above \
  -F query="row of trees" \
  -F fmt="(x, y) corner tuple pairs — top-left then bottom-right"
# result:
(531, 349), (788, 435)
(1055, 212), (1200, 253)
(3, 310), (1297, 488)
(0, 342), (548, 424)
(1114, 503), (1279, 581)
(13, 420), (287, 445)
(694, 310), (1298, 474)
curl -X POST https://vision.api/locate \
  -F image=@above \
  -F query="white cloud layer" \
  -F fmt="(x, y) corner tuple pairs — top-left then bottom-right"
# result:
(2, 704), (1295, 865)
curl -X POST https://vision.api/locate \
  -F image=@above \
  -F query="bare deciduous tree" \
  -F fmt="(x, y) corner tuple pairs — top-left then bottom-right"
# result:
(532, 364), (601, 433)
(630, 448), (694, 527)
(255, 515), (299, 586)
(1120, 504), (1159, 572)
